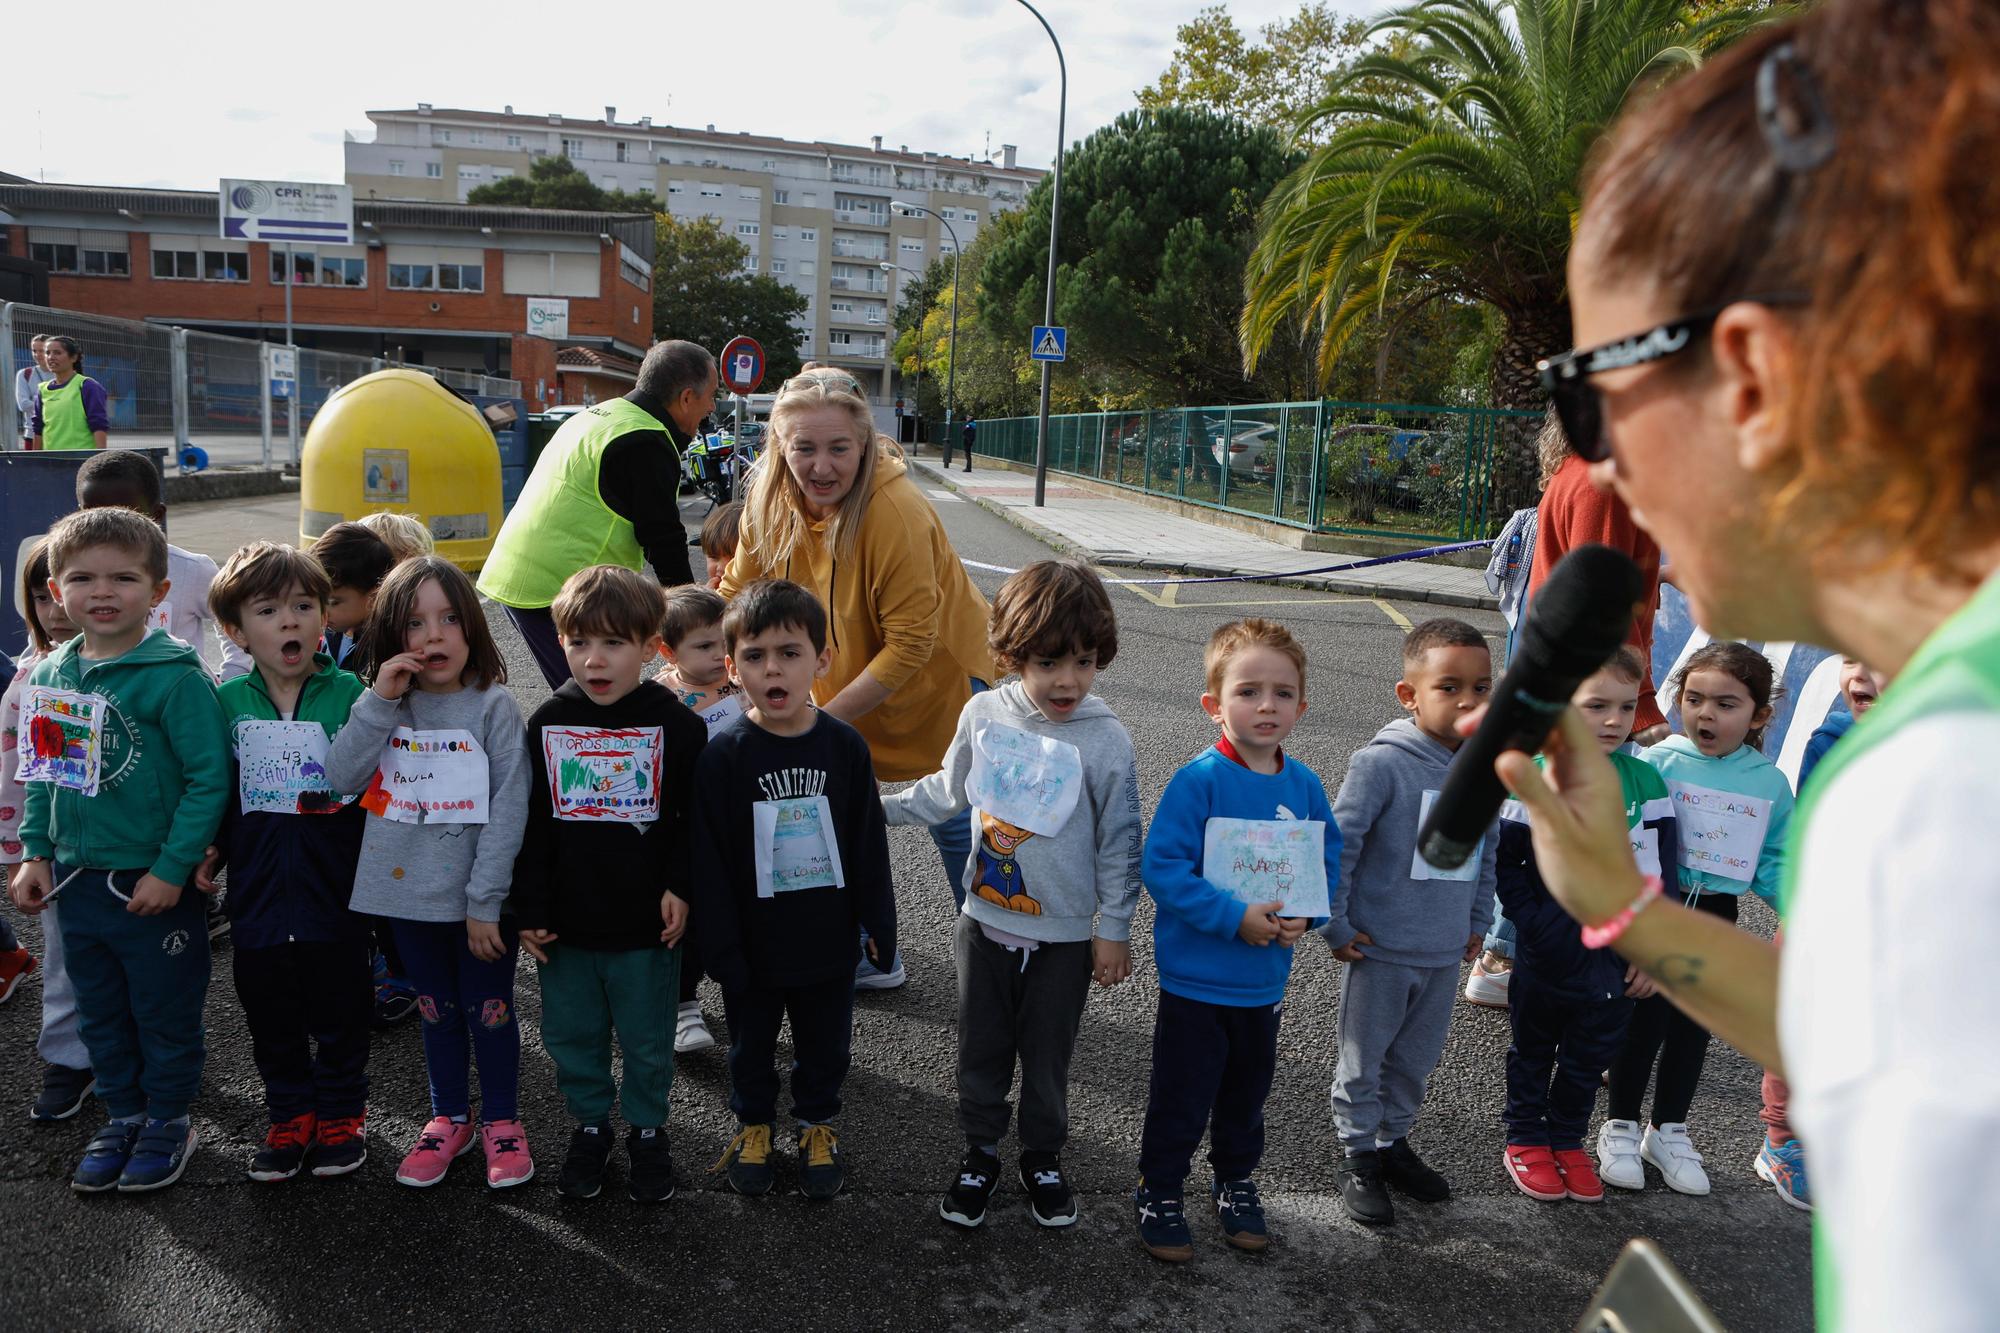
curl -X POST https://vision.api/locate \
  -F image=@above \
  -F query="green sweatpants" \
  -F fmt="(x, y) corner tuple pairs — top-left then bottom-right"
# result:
(537, 945), (679, 1128)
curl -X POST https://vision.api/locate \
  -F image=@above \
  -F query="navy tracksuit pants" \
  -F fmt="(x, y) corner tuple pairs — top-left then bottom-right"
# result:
(1503, 966), (1632, 1150)
(1137, 989), (1283, 1188)
(234, 940), (372, 1122)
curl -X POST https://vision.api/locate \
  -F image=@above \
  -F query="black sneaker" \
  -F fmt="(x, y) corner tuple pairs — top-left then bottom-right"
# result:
(797, 1124), (844, 1201)
(1378, 1136), (1450, 1202)
(715, 1122), (775, 1196)
(626, 1126), (676, 1204)
(31, 1064), (96, 1122)
(311, 1114), (368, 1178)
(247, 1112), (316, 1183)
(205, 898), (231, 942)
(1133, 1181), (1194, 1262)
(941, 1147), (1001, 1228)
(558, 1123), (613, 1200)
(1336, 1149), (1395, 1225)
(1019, 1150), (1078, 1228)
(1212, 1177), (1270, 1251)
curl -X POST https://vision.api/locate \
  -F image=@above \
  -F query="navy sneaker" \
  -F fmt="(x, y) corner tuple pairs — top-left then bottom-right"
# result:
(33, 1065), (96, 1123)
(797, 1124), (845, 1201)
(1134, 1181), (1194, 1262)
(1213, 1177), (1270, 1251)
(117, 1118), (198, 1192)
(71, 1121), (142, 1193)
(715, 1122), (775, 1196)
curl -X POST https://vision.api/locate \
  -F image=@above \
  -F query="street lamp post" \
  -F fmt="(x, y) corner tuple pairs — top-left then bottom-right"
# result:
(879, 261), (924, 442)
(888, 200), (962, 472)
(1014, 0), (1065, 507)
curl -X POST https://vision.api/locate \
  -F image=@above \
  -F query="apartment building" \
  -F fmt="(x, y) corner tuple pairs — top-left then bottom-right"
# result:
(346, 105), (1042, 399)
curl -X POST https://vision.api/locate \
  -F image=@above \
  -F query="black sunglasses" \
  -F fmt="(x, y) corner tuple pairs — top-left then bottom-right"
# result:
(1537, 294), (1807, 462)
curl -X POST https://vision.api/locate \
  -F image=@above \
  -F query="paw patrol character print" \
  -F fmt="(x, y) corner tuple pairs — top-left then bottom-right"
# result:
(971, 812), (1042, 916)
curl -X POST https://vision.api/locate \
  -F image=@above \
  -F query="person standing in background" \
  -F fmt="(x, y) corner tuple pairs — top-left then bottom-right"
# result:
(32, 336), (108, 452)
(13, 334), (52, 450)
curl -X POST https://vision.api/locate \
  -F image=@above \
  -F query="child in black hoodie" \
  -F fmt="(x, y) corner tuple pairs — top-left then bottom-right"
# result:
(693, 580), (895, 1203)
(513, 566), (707, 1204)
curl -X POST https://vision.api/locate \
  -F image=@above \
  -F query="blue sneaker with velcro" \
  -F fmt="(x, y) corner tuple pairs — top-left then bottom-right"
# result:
(71, 1121), (142, 1193)
(117, 1118), (198, 1192)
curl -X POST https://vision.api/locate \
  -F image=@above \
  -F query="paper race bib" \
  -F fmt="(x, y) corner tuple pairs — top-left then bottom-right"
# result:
(543, 725), (661, 823)
(1631, 825), (1662, 878)
(16, 687), (107, 795)
(753, 795), (844, 897)
(362, 727), (489, 825)
(1202, 817), (1329, 917)
(965, 719), (1083, 838)
(235, 719), (345, 814)
(1668, 781), (1770, 883)
(1411, 789), (1481, 882)
(694, 692), (744, 739)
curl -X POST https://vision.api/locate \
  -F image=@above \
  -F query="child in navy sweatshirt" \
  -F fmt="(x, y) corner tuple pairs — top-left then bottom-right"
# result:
(1134, 619), (1339, 1262)
(1323, 618), (1497, 1226)
(692, 581), (895, 1204)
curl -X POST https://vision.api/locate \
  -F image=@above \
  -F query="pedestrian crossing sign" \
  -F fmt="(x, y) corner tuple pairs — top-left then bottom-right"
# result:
(1030, 325), (1067, 362)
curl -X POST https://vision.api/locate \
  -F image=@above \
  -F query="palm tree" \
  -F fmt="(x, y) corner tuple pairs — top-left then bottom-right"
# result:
(1240, 0), (1769, 498)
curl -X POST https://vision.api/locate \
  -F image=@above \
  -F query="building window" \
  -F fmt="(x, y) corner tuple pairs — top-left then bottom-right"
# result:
(438, 130), (453, 144)
(616, 141), (629, 162)
(562, 137), (585, 158)
(620, 254), (651, 291)
(270, 249), (315, 285)
(506, 134), (522, 148)
(939, 208), (956, 221)
(761, 159), (776, 170)
(698, 183), (723, 198)
(470, 131), (485, 146)
(320, 253), (366, 287)
(739, 186), (759, 200)
(799, 227), (817, 242)
(459, 167), (481, 183)
(830, 331), (853, 346)
(773, 189), (789, 204)
(438, 261), (483, 292)
(830, 300), (853, 315)
(425, 162), (442, 179)
(269, 247), (364, 287)
(490, 167), (514, 180)
(772, 226), (788, 240)
(963, 211), (980, 225)
(798, 260), (815, 277)
(152, 245), (200, 279)
(866, 165), (885, 184)
(389, 261), (434, 290)
(29, 239), (78, 273)
(899, 238), (924, 255)
(389, 160), (406, 176)
(203, 247), (250, 282)
(802, 192), (817, 207)
(741, 254), (759, 273)
(737, 222), (759, 236)
(771, 258), (787, 274)
(667, 180), (685, 195)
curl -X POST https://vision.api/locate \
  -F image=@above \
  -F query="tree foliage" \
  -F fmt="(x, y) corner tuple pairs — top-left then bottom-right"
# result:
(978, 106), (1313, 407)
(467, 156), (660, 212)
(651, 215), (807, 384)
(895, 210), (1043, 420)
(1137, 3), (1370, 143)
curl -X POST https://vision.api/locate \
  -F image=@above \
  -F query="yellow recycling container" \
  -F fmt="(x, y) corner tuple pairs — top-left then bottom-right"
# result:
(299, 369), (503, 573)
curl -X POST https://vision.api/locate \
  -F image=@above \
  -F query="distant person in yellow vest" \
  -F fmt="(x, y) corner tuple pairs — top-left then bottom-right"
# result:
(480, 340), (716, 687)
(31, 335), (108, 452)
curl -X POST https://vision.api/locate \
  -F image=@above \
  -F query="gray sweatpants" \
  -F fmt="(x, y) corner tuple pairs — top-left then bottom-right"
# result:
(37, 906), (91, 1070)
(1331, 956), (1459, 1152)
(953, 913), (1092, 1153)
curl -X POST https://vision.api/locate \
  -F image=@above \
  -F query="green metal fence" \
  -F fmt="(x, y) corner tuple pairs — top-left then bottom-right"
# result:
(974, 401), (1541, 542)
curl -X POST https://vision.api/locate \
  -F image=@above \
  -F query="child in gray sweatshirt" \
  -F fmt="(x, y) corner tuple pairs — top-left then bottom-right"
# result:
(1322, 619), (1498, 1225)
(884, 560), (1141, 1230)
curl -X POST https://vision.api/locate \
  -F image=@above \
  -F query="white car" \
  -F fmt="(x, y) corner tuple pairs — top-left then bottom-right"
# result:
(1212, 422), (1277, 475)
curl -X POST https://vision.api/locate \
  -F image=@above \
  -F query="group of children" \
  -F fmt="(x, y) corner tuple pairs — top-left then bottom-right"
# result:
(0, 450), (1817, 1256)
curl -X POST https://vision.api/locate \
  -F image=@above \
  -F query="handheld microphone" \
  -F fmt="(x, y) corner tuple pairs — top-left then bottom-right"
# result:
(1416, 543), (1644, 870)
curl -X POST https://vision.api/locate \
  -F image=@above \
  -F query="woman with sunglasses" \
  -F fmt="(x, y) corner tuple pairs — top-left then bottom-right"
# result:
(722, 368), (997, 988)
(1500, 3), (2000, 1327)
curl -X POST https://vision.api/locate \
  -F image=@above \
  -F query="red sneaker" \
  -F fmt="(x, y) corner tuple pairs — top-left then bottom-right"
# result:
(1504, 1144), (1566, 1201)
(1553, 1148), (1604, 1202)
(0, 948), (37, 1005)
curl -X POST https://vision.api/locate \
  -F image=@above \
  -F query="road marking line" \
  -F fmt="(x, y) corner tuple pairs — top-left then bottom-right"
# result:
(1103, 575), (1415, 633)
(926, 489), (965, 503)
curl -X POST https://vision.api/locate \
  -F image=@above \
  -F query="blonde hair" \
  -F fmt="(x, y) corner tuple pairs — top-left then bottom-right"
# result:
(743, 368), (894, 566)
(1536, 409), (1570, 492)
(356, 511), (436, 561)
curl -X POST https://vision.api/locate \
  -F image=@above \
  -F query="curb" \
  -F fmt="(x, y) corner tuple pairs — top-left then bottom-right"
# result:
(166, 467), (299, 505)
(911, 458), (1499, 612)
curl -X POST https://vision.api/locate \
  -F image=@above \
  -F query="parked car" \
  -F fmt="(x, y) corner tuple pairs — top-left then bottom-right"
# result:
(1211, 422), (1277, 476)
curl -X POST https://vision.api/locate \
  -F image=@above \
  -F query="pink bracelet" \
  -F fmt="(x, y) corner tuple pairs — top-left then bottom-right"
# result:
(1581, 876), (1664, 950)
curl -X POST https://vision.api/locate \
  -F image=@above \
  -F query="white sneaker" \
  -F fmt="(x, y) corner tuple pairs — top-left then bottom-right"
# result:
(1463, 952), (1511, 1007)
(1596, 1118), (1647, 1191)
(853, 952), (907, 991)
(674, 1002), (715, 1055)
(1641, 1122), (1711, 1196)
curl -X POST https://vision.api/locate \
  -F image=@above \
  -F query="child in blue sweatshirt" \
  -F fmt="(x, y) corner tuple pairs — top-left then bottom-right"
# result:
(1134, 619), (1339, 1262)
(1608, 642), (1794, 1198)
(1323, 618), (1498, 1226)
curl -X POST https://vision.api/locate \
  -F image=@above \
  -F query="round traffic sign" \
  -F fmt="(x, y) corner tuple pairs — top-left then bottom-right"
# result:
(719, 335), (766, 394)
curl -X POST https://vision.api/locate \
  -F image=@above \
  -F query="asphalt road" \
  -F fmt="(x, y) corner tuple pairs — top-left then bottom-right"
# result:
(0, 489), (1811, 1332)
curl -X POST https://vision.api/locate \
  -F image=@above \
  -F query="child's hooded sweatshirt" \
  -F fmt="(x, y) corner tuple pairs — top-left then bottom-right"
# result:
(1641, 733), (1793, 904)
(1320, 717), (1497, 968)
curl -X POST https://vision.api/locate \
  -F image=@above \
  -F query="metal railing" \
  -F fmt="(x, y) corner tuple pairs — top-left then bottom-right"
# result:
(971, 400), (1542, 541)
(3, 301), (519, 470)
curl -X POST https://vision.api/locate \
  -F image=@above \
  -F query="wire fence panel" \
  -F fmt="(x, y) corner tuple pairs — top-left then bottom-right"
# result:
(6, 305), (178, 438)
(969, 400), (1538, 541)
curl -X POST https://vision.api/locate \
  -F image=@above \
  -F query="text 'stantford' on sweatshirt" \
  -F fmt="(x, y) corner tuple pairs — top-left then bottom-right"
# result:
(883, 680), (1143, 944)
(1321, 717), (1498, 969)
(327, 684), (531, 924)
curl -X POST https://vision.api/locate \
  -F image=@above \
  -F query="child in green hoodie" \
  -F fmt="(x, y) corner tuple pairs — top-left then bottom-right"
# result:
(8, 508), (231, 1195)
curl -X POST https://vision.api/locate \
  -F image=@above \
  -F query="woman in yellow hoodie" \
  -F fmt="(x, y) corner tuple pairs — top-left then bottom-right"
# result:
(723, 368), (997, 987)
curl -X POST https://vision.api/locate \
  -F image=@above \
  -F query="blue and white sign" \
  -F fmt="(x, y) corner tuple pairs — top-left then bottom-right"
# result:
(220, 179), (355, 245)
(269, 346), (297, 401)
(1029, 325), (1067, 362)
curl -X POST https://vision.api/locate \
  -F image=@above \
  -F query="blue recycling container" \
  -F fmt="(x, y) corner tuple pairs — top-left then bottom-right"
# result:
(471, 395), (531, 510)
(0, 448), (168, 654)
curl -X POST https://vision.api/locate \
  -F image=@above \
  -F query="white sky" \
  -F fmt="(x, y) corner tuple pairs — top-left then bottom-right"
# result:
(0, 0), (1395, 191)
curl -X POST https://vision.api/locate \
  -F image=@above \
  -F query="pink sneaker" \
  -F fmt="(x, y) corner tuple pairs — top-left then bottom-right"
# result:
(395, 1116), (477, 1188)
(481, 1119), (535, 1189)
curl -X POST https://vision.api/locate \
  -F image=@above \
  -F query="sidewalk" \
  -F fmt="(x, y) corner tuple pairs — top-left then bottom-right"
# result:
(908, 453), (1498, 610)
